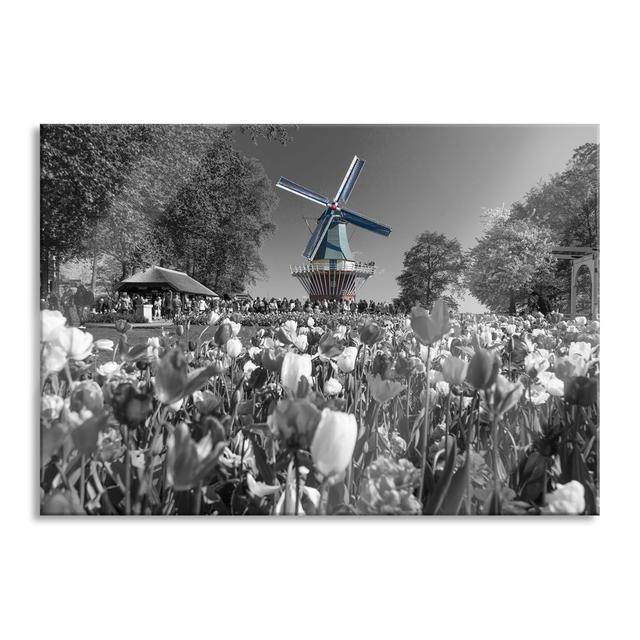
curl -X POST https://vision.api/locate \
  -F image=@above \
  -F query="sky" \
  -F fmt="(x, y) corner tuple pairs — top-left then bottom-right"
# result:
(231, 125), (598, 311)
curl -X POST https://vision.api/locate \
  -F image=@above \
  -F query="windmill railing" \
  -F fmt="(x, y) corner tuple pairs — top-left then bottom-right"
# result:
(290, 261), (376, 276)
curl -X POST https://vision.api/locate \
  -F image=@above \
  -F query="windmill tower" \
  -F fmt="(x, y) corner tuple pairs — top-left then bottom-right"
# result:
(277, 156), (392, 302)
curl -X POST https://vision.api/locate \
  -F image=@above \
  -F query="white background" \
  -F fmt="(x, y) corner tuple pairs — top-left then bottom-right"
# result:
(1, 1), (637, 639)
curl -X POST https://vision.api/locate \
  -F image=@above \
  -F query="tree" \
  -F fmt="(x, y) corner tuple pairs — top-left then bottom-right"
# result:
(509, 143), (598, 310)
(40, 124), (155, 292)
(395, 231), (466, 309)
(158, 142), (278, 294)
(94, 125), (229, 279)
(510, 142), (599, 249)
(466, 215), (557, 313)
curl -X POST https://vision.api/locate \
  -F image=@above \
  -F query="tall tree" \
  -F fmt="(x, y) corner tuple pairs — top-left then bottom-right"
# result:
(395, 231), (466, 309)
(466, 215), (557, 313)
(159, 142), (278, 294)
(94, 125), (228, 278)
(510, 142), (599, 249)
(40, 124), (155, 291)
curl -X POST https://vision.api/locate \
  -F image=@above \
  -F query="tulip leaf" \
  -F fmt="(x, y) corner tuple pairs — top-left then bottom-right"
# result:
(245, 431), (276, 485)
(439, 450), (470, 515)
(71, 410), (109, 456)
(122, 343), (150, 362)
(423, 441), (457, 515)
(41, 423), (67, 464)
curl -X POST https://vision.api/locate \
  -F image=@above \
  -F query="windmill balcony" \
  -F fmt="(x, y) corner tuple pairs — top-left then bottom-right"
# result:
(290, 259), (376, 302)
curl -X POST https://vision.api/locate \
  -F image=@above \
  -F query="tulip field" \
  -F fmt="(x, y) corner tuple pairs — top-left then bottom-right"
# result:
(39, 302), (599, 515)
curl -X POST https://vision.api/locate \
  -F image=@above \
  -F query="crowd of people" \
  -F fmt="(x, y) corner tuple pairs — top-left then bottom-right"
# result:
(219, 296), (408, 315)
(41, 286), (410, 326)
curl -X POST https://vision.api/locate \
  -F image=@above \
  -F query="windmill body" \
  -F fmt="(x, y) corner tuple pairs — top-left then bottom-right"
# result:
(277, 156), (392, 302)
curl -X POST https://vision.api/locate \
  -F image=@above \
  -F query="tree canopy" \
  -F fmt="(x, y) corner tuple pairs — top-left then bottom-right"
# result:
(465, 215), (557, 313)
(395, 231), (466, 310)
(159, 143), (278, 294)
(510, 142), (599, 249)
(41, 124), (287, 294)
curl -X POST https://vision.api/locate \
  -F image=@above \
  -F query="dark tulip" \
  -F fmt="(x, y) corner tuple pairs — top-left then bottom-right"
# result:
(111, 382), (152, 427)
(262, 347), (284, 373)
(372, 352), (392, 379)
(176, 324), (185, 337)
(466, 348), (500, 390)
(395, 355), (414, 378)
(115, 319), (131, 334)
(450, 337), (463, 357)
(69, 380), (104, 413)
(247, 366), (269, 390)
(188, 340), (197, 352)
(214, 323), (233, 346)
(564, 376), (598, 406)
(359, 321), (382, 346)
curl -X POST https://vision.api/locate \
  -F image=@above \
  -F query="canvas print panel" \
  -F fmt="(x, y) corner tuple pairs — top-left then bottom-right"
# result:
(39, 124), (599, 515)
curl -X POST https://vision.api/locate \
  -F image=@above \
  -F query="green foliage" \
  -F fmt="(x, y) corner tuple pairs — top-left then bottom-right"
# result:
(93, 125), (229, 277)
(238, 124), (293, 145)
(40, 124), (156, 262)
(159, 142), (278, 294)
(41, 125), (282, 293)
(511, 142), (599, 249)
(466, 216), (557, 312)
(395, 231), (466, 309)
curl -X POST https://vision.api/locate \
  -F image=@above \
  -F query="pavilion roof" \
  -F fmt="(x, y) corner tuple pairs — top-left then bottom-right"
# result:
(117, 266), (218, 297)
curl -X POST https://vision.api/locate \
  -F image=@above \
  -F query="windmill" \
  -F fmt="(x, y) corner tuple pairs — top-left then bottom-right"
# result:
(277, 156), (392, 302)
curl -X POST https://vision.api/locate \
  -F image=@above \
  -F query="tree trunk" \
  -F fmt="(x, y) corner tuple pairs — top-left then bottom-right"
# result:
(90, 243), (98, 294)
(40, 245), (49, 298)
(509, 291), (516, 314)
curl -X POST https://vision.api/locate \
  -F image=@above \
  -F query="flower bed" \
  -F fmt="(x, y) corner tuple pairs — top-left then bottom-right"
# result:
(39, 306), (599, 516)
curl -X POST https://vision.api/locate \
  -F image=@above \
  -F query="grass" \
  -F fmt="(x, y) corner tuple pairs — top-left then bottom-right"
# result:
(89, 323), (257, 364)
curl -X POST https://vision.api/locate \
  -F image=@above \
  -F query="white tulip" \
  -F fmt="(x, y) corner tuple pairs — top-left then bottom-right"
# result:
(323, 377), (343, 396)
(94, 338), (114, 351)
(569, 341), (592, 361)
(52, 327), (94, 360)
(294, 334), (308, 352)
(336, 346), (358, 373)
(41, 394), (64, 420)
(243, 360), (257, 378)
(310, 408), (357, 478)
(280, 352), (313, 394)
(225, 337), (242, 358)
(96, 361), (121, 378)
(537, 371), (565, 397)
(543, 480), (585, 515)
(42, 343), (67, 374)
(435, 380), (450, 396)
(283, 319), (298, 334)
(41, 310), (67, 342)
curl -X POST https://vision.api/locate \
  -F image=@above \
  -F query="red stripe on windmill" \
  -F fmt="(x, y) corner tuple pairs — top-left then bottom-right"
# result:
(277, 156), (392, 301)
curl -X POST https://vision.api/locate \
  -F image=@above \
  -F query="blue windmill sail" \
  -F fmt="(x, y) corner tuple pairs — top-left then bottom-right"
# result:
(276, 155), (392, 262)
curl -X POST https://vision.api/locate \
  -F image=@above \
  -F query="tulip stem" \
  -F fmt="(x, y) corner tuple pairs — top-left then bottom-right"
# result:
(80, 455), (86, 512)
(294, 451), (300, 515)
(419, 345), (432, 505)
(123, 425), (131, 516)
(193, 484), (202, 515)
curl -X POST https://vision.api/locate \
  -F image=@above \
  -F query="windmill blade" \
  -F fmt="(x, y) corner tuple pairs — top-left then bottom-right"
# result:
(303, 211), (334, 259)
(340, 207), (392, 236)
(277, 177), (330, 207)
(334, 156), (365, 204)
